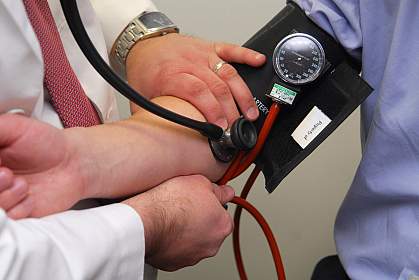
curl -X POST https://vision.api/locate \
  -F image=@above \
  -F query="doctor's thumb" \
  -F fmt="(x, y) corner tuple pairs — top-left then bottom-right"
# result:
(213, 185), (235, 206)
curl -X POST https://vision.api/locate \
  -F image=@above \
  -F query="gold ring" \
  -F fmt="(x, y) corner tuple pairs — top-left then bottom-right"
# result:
(213, 61), (227, 74)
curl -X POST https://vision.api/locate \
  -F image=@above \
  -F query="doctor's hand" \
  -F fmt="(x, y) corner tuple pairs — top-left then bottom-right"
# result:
(123, 175), (234, 271)
(126, 33), (266, 128)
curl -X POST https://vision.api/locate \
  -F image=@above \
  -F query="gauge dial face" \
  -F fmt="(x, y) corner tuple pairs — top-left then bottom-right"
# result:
(273, 33), (325, 85)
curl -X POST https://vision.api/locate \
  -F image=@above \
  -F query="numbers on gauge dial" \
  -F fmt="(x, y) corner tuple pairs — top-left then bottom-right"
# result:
(273, 33), (325, 85)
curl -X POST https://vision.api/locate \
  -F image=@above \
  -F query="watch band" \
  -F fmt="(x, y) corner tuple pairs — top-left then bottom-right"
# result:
(111, 11), (179, 75)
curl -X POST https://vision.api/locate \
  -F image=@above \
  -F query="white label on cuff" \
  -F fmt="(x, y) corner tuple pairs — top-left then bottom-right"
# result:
(291, 106), (331, 149)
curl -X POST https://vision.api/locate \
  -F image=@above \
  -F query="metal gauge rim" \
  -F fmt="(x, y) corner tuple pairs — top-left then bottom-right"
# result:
(273, 33), (326, 85)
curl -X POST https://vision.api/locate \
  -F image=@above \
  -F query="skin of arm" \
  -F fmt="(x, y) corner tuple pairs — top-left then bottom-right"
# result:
(0, 95), (229, 217)
(73, 96), (228, 200)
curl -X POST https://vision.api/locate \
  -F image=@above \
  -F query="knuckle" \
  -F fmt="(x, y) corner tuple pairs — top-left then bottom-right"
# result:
(213, 42), (223, 55)
(221, 214), (234, 236)
(156, 66), (171, 80)
(200, 243), (221, 259)
(190, 256), (203, 266)
(228, 217), (234, 233)
(190, 174), (208, 183)
(242, 96), (257, 108)
(206, 103), (223, 117)
(189, 175), (212, 189)
(189, 80), (208, 97)
(211, 82), (230, 98)
(207, 247), (220, 258)
(219, 64), (238, 80)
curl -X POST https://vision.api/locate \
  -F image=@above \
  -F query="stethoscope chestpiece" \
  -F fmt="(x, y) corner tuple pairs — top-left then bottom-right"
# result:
(209, 117), (257, 163)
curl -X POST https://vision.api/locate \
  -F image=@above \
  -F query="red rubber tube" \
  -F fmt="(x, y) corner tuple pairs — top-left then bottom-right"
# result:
(231, 196), (286, 280)
(217, 103), (285, 280)
(233, 166), (262, 279)
(218, 152), (245, 186)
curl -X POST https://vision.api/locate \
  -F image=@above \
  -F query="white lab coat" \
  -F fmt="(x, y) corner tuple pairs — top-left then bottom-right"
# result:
(0, 0), (158, 279)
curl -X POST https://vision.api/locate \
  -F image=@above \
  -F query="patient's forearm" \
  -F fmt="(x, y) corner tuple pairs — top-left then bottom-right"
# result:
(67, 96), (228, 199)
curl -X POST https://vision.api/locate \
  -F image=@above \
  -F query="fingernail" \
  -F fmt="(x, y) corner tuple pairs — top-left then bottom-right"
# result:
(246, 107), (259, 120)
(225, 185), (235, 198)
(215, 118), (228, 130)
(255, 53), (265, 60)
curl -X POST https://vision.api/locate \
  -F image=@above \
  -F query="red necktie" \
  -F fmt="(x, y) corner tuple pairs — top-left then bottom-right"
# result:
(23, 0), (101, 128)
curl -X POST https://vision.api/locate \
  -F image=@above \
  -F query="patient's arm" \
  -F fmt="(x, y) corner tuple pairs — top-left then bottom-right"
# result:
(0, 96), (229, 217)
(75, 96), (228, 199)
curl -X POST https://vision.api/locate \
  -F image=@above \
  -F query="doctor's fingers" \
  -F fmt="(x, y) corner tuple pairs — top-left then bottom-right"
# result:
(7, 196), (34, 219)
(190, 66), (240, 125)
(208, 54), (259, 121)
(214, 42), (266, 68)
(161, 73), (229, 129)
(0, 167), (14, 193)
(0, 177), (28, 211)
(212, 184), (235, 205)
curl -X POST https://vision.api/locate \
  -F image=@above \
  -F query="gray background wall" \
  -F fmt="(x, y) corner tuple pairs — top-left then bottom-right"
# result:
(117, 0), (362, 279)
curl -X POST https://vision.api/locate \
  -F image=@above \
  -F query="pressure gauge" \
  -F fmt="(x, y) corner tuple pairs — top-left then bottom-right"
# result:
(273, 33), (325, 85)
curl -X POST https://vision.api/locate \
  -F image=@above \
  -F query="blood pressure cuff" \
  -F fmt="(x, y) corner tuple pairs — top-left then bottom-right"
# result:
(233, 2), (373, 193)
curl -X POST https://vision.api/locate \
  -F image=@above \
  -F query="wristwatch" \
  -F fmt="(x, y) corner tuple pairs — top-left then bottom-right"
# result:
(111, 11), (179, 75)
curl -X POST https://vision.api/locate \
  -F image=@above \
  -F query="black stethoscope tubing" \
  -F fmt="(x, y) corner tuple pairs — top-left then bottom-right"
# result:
(60, 0), (224, 141)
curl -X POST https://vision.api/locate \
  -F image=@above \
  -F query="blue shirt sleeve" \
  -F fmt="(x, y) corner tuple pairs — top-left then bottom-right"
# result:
(291, 2), (419, 280)
(292, 0), (362, 59)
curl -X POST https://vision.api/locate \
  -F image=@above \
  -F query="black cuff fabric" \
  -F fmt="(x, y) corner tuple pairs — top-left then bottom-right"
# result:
(233, 2), (372, 193)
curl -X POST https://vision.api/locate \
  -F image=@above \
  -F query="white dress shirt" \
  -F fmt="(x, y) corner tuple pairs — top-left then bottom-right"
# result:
(0, 0), (157, 279)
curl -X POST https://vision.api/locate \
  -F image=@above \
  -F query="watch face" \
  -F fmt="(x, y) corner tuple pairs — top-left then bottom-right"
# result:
(273, 33), (325, 85)
(140, 12), (174, 29)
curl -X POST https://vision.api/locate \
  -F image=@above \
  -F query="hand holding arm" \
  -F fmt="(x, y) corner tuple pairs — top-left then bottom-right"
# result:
(123, 175), (234, 271)
(0, 99), (236, 274)
(0, 174), (234, 279)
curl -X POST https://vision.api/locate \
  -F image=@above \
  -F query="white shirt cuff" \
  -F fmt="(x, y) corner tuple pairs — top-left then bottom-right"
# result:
(90, 0), (158, 52)
(31, 203), (145, 280)
(83, 203), (146, 279)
